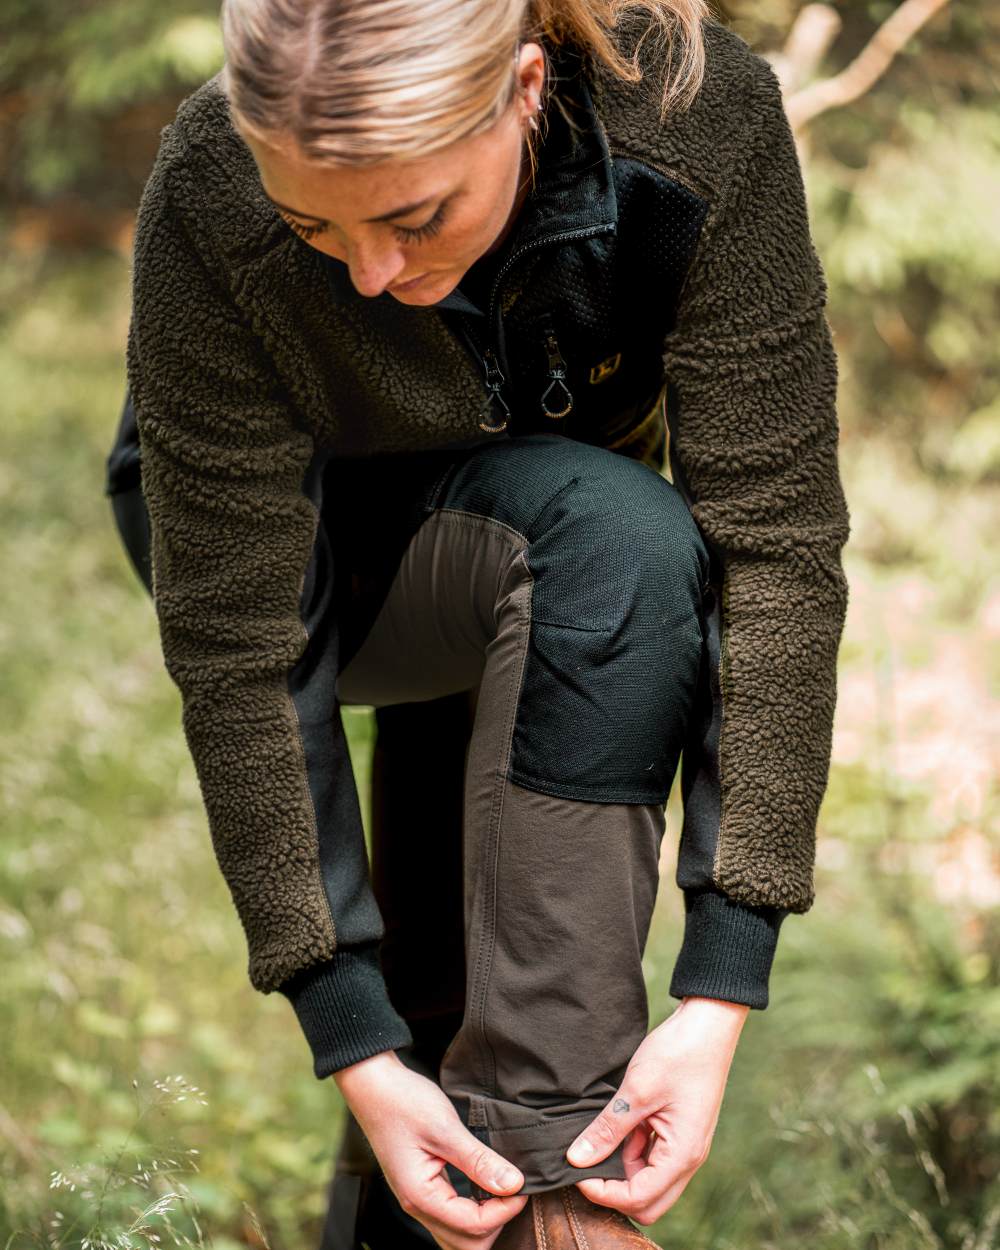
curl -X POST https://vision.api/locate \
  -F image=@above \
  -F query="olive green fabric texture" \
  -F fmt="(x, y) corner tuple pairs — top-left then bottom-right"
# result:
(125, 14), (849, 1016)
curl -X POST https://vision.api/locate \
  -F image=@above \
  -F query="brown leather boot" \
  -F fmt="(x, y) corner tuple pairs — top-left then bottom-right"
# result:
(494, 1185), (660, 1249)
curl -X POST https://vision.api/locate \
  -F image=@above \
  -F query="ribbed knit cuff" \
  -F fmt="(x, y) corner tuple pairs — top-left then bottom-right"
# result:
(668, 888), (789, 1010)
(278, 941), (415, 1080)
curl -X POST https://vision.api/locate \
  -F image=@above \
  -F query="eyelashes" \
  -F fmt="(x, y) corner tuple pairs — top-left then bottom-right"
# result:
(395, 202), (449, 242)
(280, 201), (450, 245)
(284, 219), (327, 241)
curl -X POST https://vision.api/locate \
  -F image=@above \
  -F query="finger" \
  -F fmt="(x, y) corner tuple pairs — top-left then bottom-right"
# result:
(628, 1167), (699, 1226)
(431, 1128), (525, 1198)
(574, 1168), (655, 1212)
(405, 1160), (528, 1238)
(566, 1090), (648, 1167)
(418, 1196), (530, 1250)
(621, 1123), (653, 1179)
(574, 1136), (701, 1216)
(406, 1187), (528, 1247)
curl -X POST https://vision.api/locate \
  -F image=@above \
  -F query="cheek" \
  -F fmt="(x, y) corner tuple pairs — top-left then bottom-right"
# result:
(442, 209), (497, 260)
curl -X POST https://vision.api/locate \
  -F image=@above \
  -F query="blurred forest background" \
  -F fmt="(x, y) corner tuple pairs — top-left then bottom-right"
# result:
(1, 0), (998, 1246)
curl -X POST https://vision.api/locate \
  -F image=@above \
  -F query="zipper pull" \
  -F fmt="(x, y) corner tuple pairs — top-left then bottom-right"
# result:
(478, 347), (511, 433)
(539, 324), (573, 419)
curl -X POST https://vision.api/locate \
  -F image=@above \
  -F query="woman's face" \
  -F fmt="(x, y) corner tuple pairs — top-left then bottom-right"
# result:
(240, 43), (546, 306)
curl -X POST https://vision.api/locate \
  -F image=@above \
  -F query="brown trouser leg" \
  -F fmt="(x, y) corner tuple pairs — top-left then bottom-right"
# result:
(337, 509), (670, 1195)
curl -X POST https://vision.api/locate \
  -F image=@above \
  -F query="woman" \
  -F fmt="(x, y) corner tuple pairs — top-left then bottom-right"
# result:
(105, 0), (851, 1246)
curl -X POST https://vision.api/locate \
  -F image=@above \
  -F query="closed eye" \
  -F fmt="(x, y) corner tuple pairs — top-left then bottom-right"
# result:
(280, 201), (451, 245)
(280, 215), (327, 241)
(394, 202), (450, 243)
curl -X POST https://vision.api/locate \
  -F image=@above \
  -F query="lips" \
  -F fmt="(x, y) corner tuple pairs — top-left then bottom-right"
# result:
(390, 273), (428, 291)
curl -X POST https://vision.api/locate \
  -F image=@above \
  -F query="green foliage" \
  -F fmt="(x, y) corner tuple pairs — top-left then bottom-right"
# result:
(2, 1), (223, 204)
(726, 0), (1000, 492)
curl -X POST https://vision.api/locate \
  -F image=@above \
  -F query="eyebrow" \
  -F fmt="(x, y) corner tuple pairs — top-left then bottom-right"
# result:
(267, 193), (438, 224)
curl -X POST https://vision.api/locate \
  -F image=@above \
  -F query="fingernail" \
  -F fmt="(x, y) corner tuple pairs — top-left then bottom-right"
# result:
(493, 1167), (520, 1189)
(567, 1138), (593, 1164)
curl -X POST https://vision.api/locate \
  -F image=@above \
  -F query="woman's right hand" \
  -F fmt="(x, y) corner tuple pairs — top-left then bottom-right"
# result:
(333, 1049), (529, 1250)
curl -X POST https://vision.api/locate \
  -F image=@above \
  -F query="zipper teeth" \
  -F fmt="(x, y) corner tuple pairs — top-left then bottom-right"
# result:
(458, 220), (615, 416)
(485, 222), (616, 329)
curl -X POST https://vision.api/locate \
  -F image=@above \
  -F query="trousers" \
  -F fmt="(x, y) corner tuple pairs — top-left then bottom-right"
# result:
(109, 415), (711, 1196)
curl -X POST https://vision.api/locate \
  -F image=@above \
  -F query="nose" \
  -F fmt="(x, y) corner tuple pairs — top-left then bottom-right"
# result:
(346, 239), (408, 297)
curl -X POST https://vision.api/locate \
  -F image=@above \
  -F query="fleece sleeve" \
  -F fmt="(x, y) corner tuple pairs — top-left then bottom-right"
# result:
(661, 54), (852, 1008)
(126, 127), (413, 1076)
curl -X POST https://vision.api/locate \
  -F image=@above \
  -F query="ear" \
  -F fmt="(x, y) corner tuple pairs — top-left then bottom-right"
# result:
(515, 40), (547, 119)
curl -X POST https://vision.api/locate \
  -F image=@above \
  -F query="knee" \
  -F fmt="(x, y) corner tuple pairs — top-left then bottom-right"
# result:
(495, 442), (711, 805)
(525, 442), (710, 635)
(444, 433), (709, 628)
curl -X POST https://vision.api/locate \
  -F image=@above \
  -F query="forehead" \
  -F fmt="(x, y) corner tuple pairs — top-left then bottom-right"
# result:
(242, 114), (507, 215)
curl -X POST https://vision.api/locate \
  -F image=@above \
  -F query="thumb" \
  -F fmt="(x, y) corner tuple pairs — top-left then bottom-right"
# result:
(567, 1093), (645, 1167)
(441, 1124), (525, 1196)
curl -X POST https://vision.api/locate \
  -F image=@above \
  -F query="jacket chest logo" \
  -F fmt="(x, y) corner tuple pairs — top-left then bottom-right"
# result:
(589, 352), (622, 384)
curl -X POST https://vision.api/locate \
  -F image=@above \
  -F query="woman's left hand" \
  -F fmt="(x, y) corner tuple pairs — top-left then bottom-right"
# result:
(564, 995), (750, 1225)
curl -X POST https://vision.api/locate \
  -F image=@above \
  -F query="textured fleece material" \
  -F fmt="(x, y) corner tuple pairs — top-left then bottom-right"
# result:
(124, 14), (850, 1069)
(589, 15), (850, 915)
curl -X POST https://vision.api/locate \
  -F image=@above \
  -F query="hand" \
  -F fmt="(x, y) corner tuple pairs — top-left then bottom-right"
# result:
(333, 1050), (529, 1250)
(564, 996), (750, 1225)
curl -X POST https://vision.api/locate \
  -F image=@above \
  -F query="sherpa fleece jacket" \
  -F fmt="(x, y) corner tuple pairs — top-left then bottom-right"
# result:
(125, 14), (851, 1076)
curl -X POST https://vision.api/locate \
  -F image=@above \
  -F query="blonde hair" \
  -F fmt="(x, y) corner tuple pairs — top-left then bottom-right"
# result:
(220, 0), (712, 183)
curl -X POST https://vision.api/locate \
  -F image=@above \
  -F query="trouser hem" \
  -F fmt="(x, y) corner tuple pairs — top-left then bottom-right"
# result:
(466, 1110), (628, 1198)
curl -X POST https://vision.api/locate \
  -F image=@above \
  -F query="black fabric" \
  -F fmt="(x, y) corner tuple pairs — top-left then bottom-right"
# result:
(279, 942), (414, 1080)
(110, 484), (153, 595)
(104, 386), (142, 496)
(468, 153), (707, 443)
(437, 433), (710, 802)
(431, 43), (708, 445)
(371, 694), (470, 1038)
(320, 447), (473, 669)
(669, 888), (789, 1009)
(456, 244), (505, 316)
(285, 448), (394, 962)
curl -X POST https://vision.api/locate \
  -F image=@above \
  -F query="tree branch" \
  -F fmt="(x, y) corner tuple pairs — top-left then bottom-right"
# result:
(778, 0), (952, 132)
